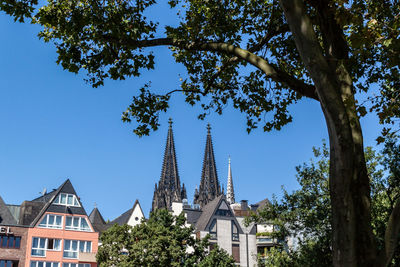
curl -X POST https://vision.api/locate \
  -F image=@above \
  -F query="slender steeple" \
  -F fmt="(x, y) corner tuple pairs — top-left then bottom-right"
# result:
(152, 119), (185, 211)
(194, 124), (221, 207)
(226, 157), (235, 204)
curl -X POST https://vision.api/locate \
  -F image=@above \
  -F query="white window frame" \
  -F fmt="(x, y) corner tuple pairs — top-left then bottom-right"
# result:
(53, 193), (80, 207)
(30, 261), (59, 267)
(65, 216), (92, 232)
(31, 237), (61, 257)
(31, 237), (46, 257)
(38, 214), (63, 229)
(63, 240), (92, 259)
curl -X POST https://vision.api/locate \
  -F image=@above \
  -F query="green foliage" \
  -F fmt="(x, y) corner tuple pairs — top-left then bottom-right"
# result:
(2, 0), (398, 136)
(97, 209), (235, 267)
(249, 139), (400, 266)
(0, 0), (37, 22)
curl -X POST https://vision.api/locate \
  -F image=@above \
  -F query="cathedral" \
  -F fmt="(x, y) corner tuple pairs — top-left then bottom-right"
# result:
(152, 120), (233, 211)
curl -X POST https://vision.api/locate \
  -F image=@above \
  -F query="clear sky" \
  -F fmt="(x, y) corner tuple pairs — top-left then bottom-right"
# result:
(0, 6), (382, 220)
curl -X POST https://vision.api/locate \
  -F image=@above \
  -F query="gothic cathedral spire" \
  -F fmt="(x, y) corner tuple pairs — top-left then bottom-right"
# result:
(226, 157), (235, 204)
(194, 124), (221, 207)
(152, 119), (186, 211)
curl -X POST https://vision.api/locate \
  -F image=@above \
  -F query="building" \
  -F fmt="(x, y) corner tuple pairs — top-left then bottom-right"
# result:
(0, 180), (99, 267)
(0, 196), (29, 267)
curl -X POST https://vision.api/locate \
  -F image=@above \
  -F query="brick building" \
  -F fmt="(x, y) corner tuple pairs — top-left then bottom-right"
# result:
(0, 180), (99, 267)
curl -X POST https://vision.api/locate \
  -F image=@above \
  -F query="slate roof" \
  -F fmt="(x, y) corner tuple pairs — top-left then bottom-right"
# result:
(30, 179), (88, 227)
(183, 208), (203, 225)
(108, 200), (144, 226)
(89, 207), (108, 233)
(194, 195), (244, 234)
(195, 195), (224, 231)
(19, 201), (46, 226)
(0, 196), (17, 225)
(256, 197), (271, 210)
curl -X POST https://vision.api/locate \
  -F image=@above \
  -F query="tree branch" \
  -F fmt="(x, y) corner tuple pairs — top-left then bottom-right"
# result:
(102, 35), (318, 100)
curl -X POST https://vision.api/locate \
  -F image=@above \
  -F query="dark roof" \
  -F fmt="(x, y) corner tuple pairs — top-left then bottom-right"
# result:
(89, 207), (108, 233)
(0, 196), (16, 225)
(30, 179), (88, 227)
(195, 195), (244, 234)
(31, 189), (58, 202)
(195, 195), (223, 231)
(256, 197), (271, 210)
(19, 201), (46, 226)
(108, 200), (144, 227)
(183, 209), (203, 225)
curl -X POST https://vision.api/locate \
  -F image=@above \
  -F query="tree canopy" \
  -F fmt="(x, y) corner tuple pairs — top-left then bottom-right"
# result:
(97, 209), (235, 267)
(1, 0), (400, 265)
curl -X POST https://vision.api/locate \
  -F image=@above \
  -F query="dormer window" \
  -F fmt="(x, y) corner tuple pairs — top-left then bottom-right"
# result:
(54, 193), (80, 207)
(65, 216), (91, 232)
(38, 214), (63, 229)
(209, 219), (217, 240)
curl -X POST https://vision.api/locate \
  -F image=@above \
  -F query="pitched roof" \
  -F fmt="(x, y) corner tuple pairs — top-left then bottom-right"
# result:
(89, 207), (108, 233)
(0, 196), (16, 225)
(195, 195), (224, 231)
(108, 200), (144, 226)
(194, 195), (244, 234)
(256, 197), (271, 210)
(30, 179), (88, 227)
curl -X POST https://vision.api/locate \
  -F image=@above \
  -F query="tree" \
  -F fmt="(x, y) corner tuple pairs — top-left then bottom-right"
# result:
(1, 0), (399, 265)
(97, 209), (235, 267)
(248, 139), (400, 266)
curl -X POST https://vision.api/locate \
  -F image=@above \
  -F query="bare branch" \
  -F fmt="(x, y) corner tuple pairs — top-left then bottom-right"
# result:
(102, 35), (319, 100)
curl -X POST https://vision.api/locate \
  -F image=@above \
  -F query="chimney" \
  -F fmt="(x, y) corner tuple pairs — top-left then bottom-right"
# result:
(240, 200), (248, 211)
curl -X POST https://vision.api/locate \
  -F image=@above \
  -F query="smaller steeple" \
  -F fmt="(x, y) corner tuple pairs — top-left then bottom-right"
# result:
(226, 157), (235, 204)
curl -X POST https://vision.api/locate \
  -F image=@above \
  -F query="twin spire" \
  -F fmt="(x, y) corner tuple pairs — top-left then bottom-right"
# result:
(152, 119), (236, 211)
(152, 118), (187, 211)
(194, 123), (222, 207)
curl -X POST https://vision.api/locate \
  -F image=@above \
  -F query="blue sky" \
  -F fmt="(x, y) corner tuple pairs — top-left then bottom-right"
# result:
(0, 8), (382, 220)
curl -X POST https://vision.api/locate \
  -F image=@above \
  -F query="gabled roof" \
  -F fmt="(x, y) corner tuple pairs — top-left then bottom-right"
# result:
(30, 179), (88, 227)
(89, 207), (107, 233)
(108, 200), (145, 226)
(0, 196), (16, 225)
(256, 197), (271, 210)
(195, 195), (243, 234)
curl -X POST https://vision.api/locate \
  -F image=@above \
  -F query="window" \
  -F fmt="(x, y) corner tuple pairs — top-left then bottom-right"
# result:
(32, 237), (46, 256)
(63, 240), (91, 259)
(53, 193), (80, 207)
(62, 264), (90, 267)
(0, 260), (18, 267)
(209, 219), (217, 240)
(30, 262), (59, 267)
(0, 235), (21, 249)
(31, 237), (61, 257)
(232, 221), (239, 241)
(65, 216), (91, 232)
(232, 244), (240, 263)
(38, 214), (63, 229)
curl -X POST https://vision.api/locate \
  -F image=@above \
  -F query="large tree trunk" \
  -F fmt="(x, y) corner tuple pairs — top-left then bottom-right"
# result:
(279, 0), (378, 265)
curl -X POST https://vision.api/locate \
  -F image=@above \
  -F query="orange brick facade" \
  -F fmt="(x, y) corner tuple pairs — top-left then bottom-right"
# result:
(25, 212), (98, 267)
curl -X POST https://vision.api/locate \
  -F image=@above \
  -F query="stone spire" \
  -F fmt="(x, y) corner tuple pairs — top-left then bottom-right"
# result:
(194, 124), (221, 207)
(226, 157), (235, 204)
(152, 119), (185, 211)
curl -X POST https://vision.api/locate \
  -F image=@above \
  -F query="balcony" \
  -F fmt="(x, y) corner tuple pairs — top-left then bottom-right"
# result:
(78, 252), (97, 263)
